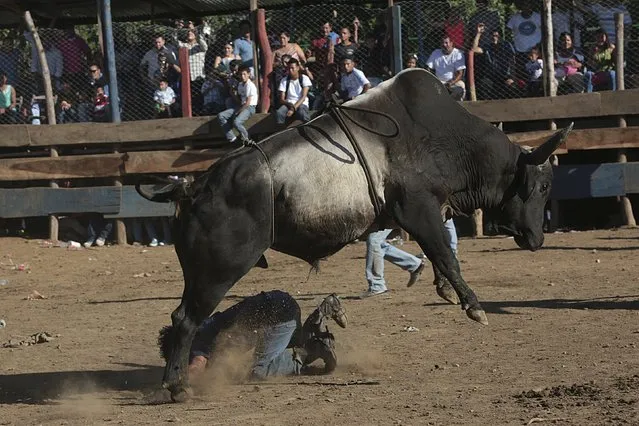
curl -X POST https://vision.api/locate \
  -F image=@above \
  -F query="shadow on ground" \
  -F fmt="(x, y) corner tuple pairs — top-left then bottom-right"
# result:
(0, 365), (163, 405)
(425, 295), (639, 314)
(474, 245), (639, 253)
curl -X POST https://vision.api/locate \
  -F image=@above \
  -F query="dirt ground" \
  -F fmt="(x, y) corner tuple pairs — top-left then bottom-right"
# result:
(0, 229), (638, 425)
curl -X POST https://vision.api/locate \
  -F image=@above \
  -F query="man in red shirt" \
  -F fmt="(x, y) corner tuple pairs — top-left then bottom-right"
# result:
(57, 27), (91, 88)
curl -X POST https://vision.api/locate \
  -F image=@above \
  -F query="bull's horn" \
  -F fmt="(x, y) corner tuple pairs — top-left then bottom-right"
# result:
(135, 182), (177, 203)
(524, 122), (574, 165)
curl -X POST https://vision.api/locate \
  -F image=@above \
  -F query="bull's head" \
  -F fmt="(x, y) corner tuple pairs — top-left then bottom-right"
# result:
(498, 123), (573, 251)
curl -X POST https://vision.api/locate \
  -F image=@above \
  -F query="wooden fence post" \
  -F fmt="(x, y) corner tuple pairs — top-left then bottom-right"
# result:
(256, 8), (272, 113)
(615, 13), (636, 227)
(24, 11), (59, 241)
(250, 0), (260, 105)
(179, 47), (192, 118)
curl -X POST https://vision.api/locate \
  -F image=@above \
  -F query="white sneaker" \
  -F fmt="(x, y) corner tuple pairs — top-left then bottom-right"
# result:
(83, 240), (93, 248)
(158, 241), (165, 246)
(96, 237), (105, 247)
(149, 238), (159, 247)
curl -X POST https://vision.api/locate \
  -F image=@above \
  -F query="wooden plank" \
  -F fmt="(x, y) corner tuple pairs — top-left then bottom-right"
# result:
(1, 90), (636, 148)
(551, 164), (626, 200)
(464, 89), (639, 123)
(0, 150), (231, 181)
(104, 186), (175, 219)
(508, 127), (639, 151)
(623, 162), (639, 194)
(0, 153), (123, 181)
(124, 149), (229, 174)
(0, 187), (121, 218)
(0, 115), (271, 148)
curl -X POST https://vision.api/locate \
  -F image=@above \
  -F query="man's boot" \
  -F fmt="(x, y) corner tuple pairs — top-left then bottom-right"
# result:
(302, 327), (337, 374)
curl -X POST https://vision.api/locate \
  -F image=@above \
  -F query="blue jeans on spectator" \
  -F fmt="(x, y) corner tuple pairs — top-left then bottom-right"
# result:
(585, 70), (616, 92)
(444, 219), (458, 255)
(275, 104), (310, 124)
(365, 229), (423, 293)
(191, 318), (299, 379)
(218, 106), (255, 142)
(130, 218), (157, 244)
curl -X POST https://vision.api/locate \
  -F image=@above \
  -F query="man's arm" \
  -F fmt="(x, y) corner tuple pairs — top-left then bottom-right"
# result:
(472, 23), (485, 54)
(294, 86), (310, 110)
(449, 69), (464, 86)
(10, 86), (16, 109)
(278, 89), (287, 106)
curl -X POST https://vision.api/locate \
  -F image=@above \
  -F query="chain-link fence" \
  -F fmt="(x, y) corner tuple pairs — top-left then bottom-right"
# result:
(1, 0), (637, 126)
(401, 0), (639, 101)
(264, 3), (389, 110)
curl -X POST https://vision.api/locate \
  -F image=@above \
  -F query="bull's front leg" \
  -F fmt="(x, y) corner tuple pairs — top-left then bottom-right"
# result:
(432, 265), (460, 305)
(163, 302), (199, 402)
(390, 194), (488, 325)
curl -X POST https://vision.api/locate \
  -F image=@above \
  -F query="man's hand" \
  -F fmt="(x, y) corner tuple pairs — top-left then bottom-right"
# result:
(353, 17), (360, 28)
(286, 109), (294, 117)
(477, 23), (485, 34)
(0, 108), (5, 114)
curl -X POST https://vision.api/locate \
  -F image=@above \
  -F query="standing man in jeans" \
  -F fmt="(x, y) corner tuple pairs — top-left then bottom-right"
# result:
(275, 58), (312, 125)
(217, 65), (257, 143)
(361, 219), (458, 298)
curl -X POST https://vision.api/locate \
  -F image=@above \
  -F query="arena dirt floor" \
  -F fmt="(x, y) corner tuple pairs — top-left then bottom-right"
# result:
(0, 229), (638, 425)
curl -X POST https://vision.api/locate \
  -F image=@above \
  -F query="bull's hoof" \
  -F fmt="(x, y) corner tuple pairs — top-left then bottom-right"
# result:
(435, 283), (460, 305)
(465, 308), (488, 325)
(169, 386), (193, 403)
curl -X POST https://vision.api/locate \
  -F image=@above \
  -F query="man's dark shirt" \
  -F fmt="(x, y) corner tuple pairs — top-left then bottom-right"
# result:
(334, 42), (359, 62)
(481, 41), (516, 82)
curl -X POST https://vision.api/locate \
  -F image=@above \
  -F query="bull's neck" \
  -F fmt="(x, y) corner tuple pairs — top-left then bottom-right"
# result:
(448, 140), (520, 215)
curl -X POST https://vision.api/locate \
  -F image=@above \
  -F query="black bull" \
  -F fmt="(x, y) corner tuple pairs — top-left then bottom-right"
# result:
(137, 69), (572, 401)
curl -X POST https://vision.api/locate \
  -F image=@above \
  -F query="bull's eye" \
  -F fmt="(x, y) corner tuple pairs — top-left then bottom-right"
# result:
(541, 183), (550, 192)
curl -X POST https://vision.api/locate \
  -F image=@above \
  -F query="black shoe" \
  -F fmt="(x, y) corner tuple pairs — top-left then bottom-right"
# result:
(317, 294), (347, 328)
(406, 259), (426, 287)
(303, 329), (337, 374)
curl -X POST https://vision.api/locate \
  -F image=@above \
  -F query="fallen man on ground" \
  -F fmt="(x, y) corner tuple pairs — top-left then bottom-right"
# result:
(158, 290), (347, 384)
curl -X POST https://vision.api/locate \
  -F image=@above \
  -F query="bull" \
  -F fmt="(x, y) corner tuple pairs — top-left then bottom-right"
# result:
(137, 69), (572, 401)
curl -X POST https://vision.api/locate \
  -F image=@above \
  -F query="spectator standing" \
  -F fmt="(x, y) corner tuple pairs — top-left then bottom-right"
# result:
(471, 24), (518, 99)
(217, 65), (257, 143)
(233, 20), (255, 74)
(585, 29), (616, 92)
(140, 35), (181, 85)
(154, 78), (177, 118)
(0, 39), (20, 86)
(334, 25), (359, 63)
(525, 47), (544, 97)
(57, 27), (91, 87)
(552, 0), (585, 48)
(24, 31), (64, 92)
(214, 43), (240, 73)
(426, 35), (466, 101)
(339, 56), (370, 101)
(309, 22), (340, 89)
(468, 0), (501, 50)
(273, 32), (307, 67)
(0, 71), (18, 124)
(554, 32), (585, 94)
(580, 1), (632, 44)
(443, 8), (465, 50)
(507, 0), (541, 80)
(177, 27), (208, 114)
(275, 58), (312, 125)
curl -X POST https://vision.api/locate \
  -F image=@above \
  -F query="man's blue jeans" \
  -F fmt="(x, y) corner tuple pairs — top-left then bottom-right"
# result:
(275, 104), (310, 124)
(365, 229), (423, 293)
(191, 318), (299, 379)
(218, 106), (255, 141)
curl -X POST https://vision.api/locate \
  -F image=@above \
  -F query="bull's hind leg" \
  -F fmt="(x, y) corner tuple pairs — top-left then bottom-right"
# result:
(433, 265), (460, 305)
(390, 194), (488, 325)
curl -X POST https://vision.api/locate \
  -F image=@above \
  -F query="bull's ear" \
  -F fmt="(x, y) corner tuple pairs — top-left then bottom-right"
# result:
(524, 122), (574, 165)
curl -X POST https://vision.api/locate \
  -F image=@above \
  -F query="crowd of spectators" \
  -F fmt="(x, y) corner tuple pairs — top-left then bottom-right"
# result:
(0, 0), (636, 128)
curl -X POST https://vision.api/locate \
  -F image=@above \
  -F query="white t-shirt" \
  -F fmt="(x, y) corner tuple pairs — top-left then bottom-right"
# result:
(238, 79), (258, 106)
(507, 12), (542, 53)
(153, 87), (176, 105)
(426, 48), (466, 83)
(278, 74), (313, 107)
(340, 68), (370, 99)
